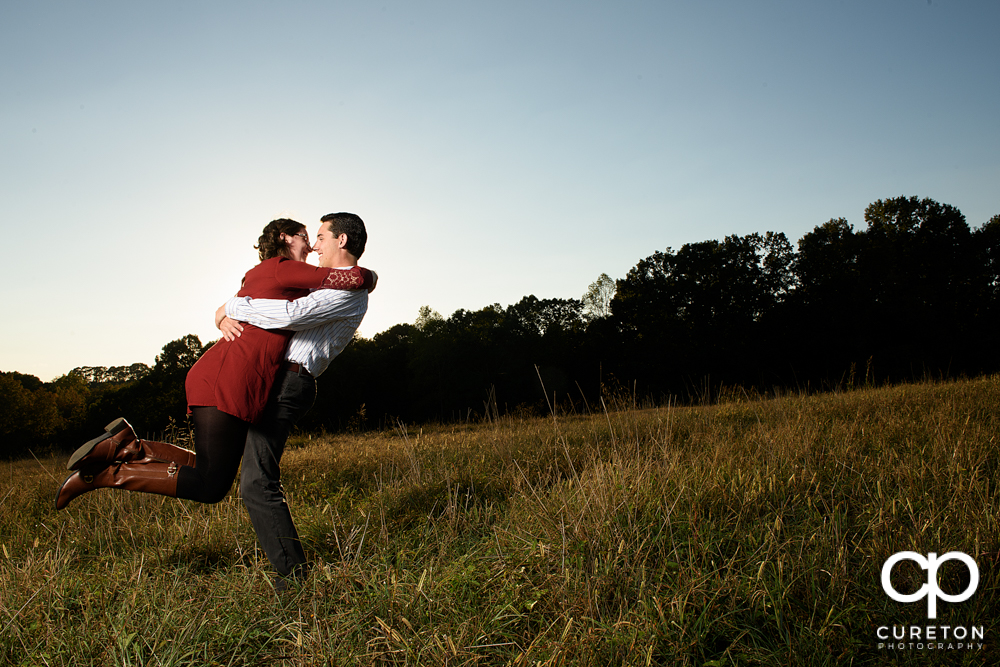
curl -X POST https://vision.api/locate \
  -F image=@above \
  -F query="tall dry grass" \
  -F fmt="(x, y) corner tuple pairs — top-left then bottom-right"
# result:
(2, 376), (998, 665)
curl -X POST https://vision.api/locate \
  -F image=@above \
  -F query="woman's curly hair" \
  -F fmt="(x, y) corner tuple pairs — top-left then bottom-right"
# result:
(255, 218), (306, 261)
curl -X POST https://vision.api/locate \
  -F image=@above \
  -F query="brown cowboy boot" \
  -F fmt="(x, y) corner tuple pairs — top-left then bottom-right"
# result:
(55, 460), (182, 510)
(67, 418), (195, 471)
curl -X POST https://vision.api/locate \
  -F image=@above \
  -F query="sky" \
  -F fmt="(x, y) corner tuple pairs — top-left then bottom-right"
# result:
(2, 1), (998, 382)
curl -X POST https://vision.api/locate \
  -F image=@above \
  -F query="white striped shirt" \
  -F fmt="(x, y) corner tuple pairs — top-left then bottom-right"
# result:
(225, 286), (368, 378)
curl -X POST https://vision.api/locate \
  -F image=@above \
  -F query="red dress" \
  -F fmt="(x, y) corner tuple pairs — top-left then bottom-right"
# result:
(185, 257), (367, 423)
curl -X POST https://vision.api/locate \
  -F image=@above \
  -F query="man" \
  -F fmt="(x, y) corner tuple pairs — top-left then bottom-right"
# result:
(217, 212), (372, 588)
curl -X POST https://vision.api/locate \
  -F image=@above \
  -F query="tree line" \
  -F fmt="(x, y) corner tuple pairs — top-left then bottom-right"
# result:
(3, 196), (997, 459)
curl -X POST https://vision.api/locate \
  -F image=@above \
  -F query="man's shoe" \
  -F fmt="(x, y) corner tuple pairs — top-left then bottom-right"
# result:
(272, 563), (310, 593)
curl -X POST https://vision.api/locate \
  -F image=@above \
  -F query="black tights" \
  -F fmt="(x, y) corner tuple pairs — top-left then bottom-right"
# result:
(175, 407), (249, 503)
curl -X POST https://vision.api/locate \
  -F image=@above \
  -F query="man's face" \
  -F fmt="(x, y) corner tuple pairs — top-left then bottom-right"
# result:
(312, 222), (345, 268)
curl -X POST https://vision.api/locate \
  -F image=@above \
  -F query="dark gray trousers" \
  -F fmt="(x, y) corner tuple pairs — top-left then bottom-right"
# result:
(240, 365), (316, 579)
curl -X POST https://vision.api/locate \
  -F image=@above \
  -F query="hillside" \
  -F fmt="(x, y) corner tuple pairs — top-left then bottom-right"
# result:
(2, 377), (998, 665)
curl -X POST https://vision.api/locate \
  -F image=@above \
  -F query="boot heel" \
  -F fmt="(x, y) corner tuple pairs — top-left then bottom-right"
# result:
(67, 418), (133, 471)
(103, 418), (130, 435)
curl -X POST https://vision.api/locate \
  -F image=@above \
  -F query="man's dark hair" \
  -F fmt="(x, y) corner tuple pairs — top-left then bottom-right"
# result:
(321, 212), (367, 259)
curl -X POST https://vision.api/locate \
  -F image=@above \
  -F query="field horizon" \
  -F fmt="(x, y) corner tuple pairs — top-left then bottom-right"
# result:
(2, 376), (998, 665)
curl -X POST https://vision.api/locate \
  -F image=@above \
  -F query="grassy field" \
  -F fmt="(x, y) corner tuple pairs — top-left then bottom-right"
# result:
(2, 377), (999, 666)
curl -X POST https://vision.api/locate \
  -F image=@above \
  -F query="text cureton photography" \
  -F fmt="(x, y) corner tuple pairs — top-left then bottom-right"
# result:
(876, 551), (985, 653)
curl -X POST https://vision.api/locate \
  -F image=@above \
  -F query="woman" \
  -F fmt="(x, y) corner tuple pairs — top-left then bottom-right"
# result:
(56, 218), (374, 509)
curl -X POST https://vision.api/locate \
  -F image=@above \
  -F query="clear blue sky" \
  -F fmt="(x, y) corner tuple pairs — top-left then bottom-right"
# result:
(2, 1), (997, 381)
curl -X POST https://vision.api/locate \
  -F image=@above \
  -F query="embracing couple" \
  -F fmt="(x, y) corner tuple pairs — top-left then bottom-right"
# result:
(56, 212), (375, 589)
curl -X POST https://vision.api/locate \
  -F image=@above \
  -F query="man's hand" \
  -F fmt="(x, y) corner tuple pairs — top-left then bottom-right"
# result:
(219, 316), (244, 341)
(216, 304), (244, 342)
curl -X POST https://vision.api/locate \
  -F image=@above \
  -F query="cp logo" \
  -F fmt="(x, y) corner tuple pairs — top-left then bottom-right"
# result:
(881, 551), (979, 619)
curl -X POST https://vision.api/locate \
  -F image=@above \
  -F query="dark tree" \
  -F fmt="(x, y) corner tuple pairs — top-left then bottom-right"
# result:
(610, 232), (795, 393)
(0, 372), (60, 458)
(154, 334), (205, 376)
(859, 197), (980, 378)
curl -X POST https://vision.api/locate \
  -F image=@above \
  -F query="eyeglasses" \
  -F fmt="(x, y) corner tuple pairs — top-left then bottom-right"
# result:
(290, 232), (309, 243)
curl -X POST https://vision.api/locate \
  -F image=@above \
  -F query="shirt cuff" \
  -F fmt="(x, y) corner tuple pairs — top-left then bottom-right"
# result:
(225, 296), (247, 319)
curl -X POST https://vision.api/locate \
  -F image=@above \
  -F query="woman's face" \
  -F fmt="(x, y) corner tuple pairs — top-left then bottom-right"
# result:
(281, 229), (312, 262)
